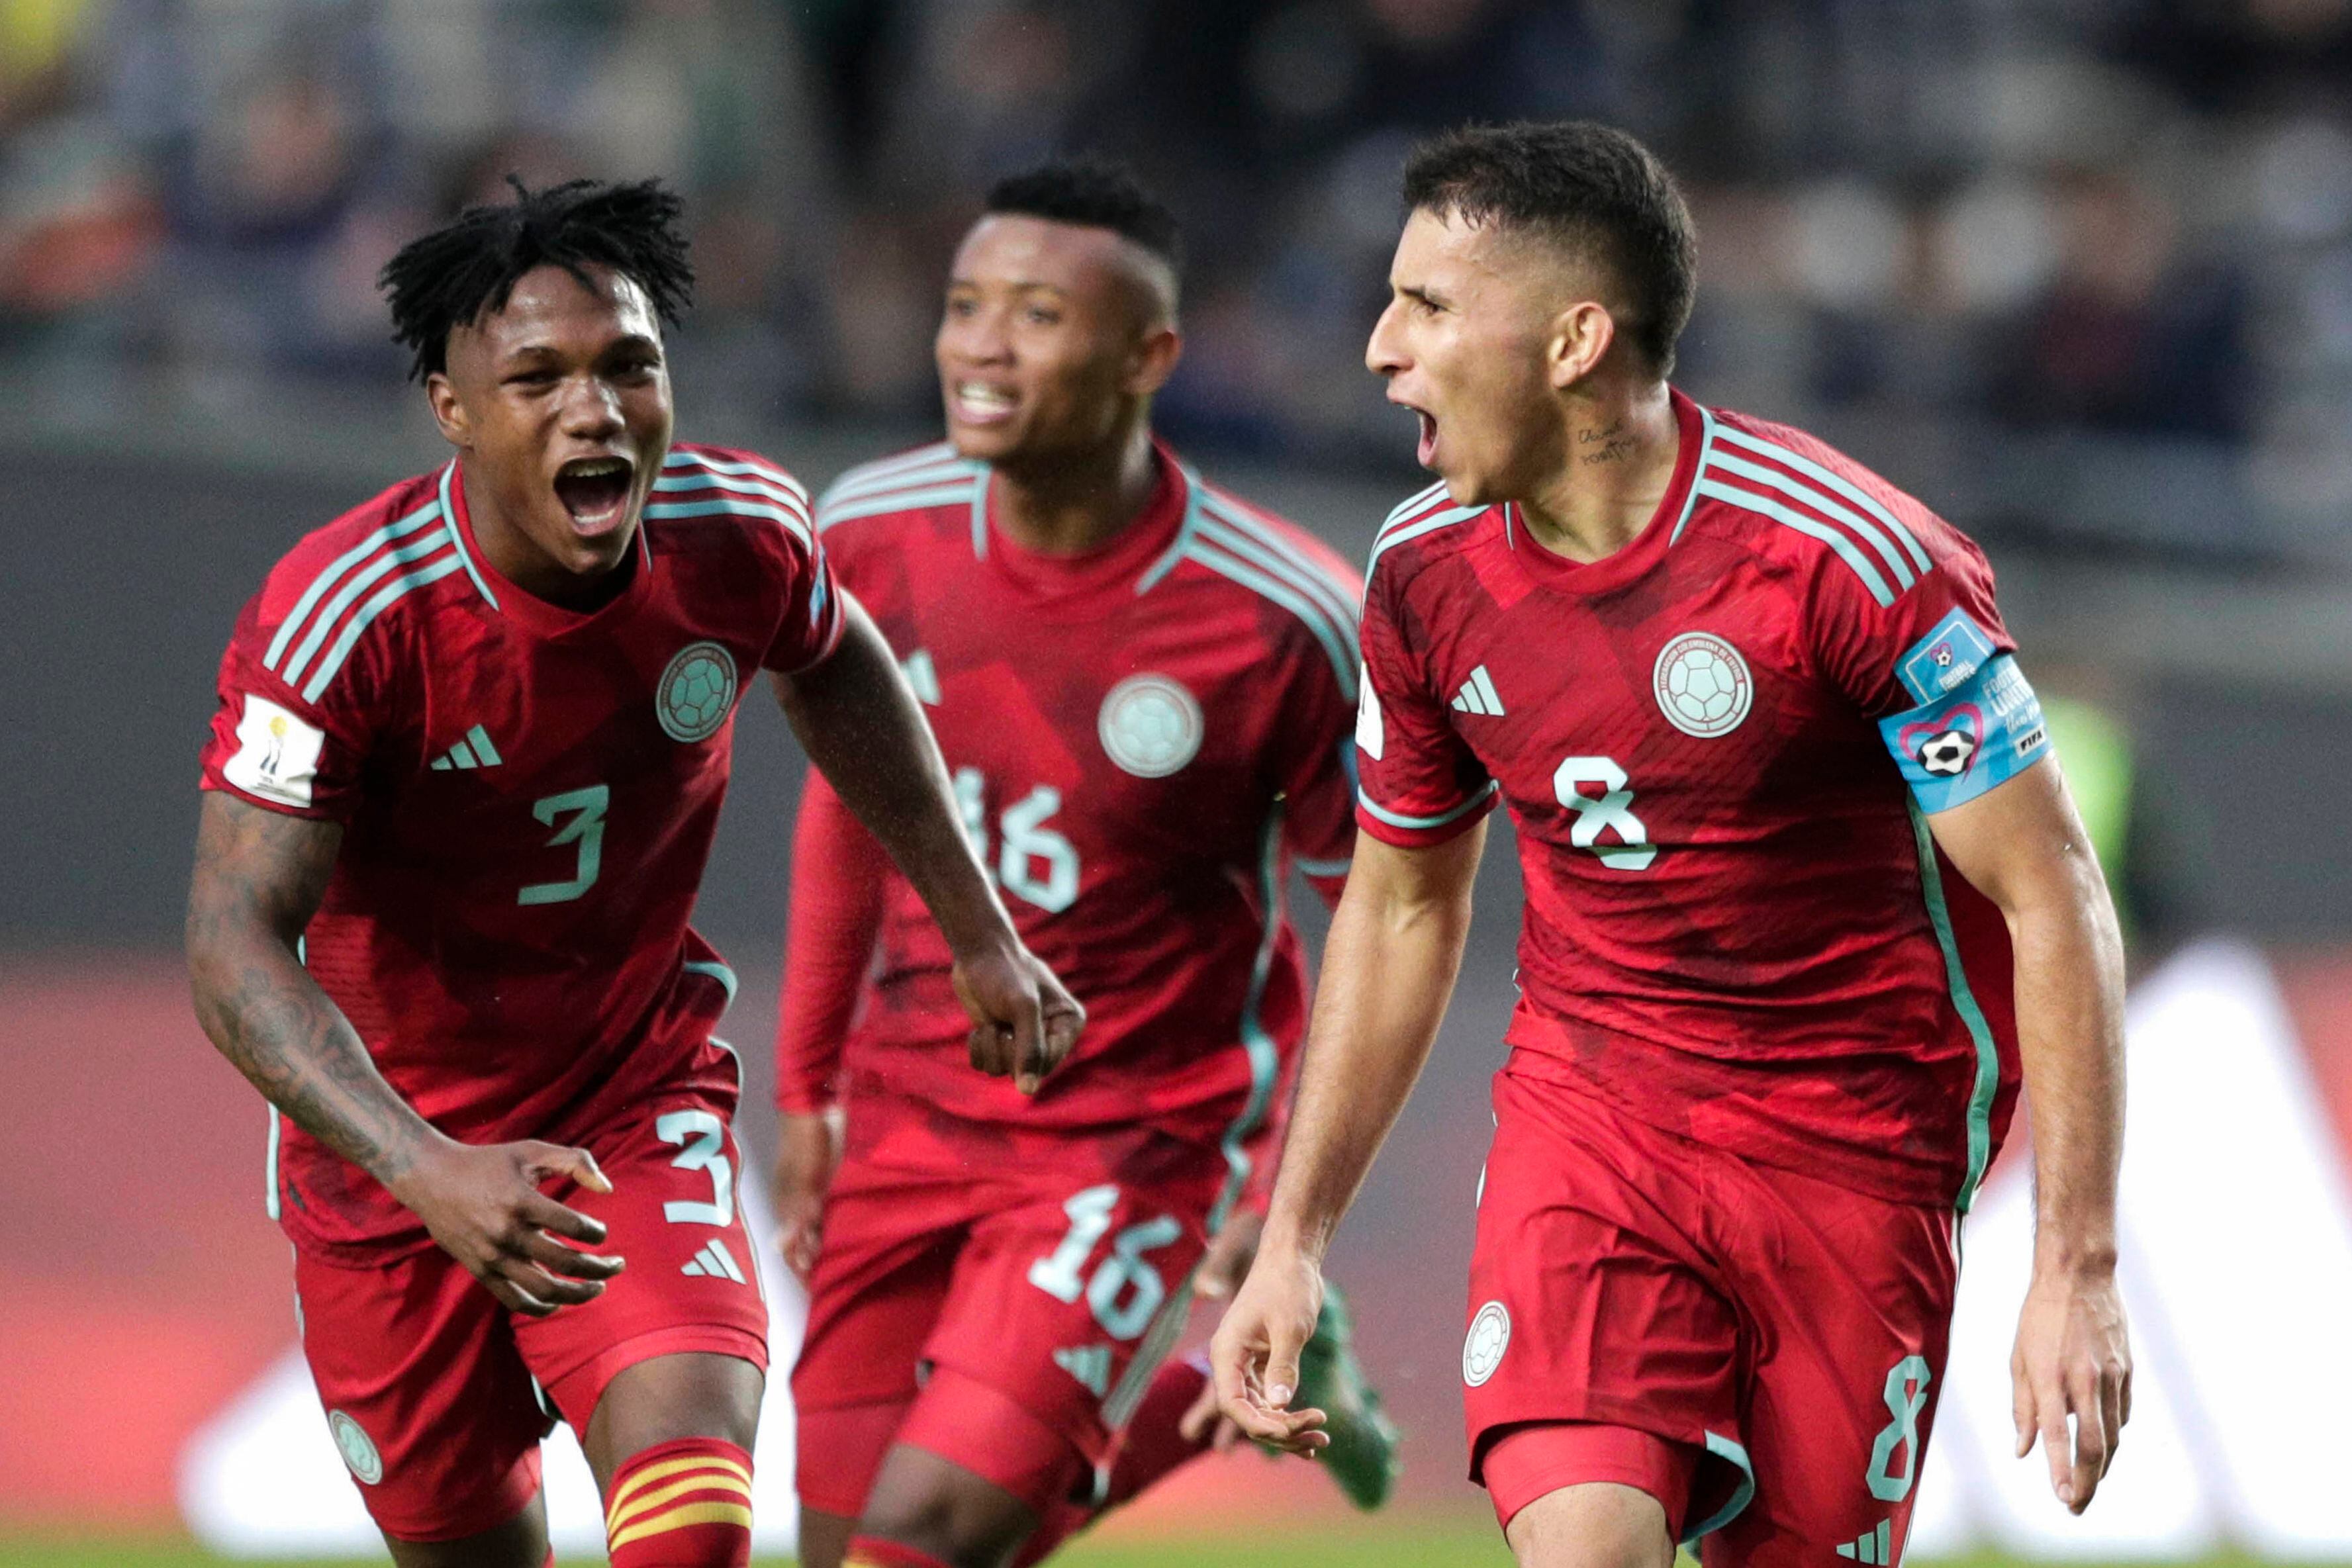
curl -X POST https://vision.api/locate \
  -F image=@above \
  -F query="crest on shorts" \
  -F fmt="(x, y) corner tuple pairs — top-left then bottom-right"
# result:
(326, 1410), (383, 1485)
(657, 641), (738, 743)
(1463, 1299), (1511, 1387)
(1098, 673), (1203, 778)
(1653, 631), (1752, 739)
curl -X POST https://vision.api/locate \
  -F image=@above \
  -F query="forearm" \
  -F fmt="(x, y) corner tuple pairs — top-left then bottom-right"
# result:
(1264, 860), (1474, 1263)
(188, 923), (441, 1187)
(2012, 872), (2128, 1271)
(776, 771), (888, 1112)
(775, 602), (1010, 955)
(185, 794), (444, 1191)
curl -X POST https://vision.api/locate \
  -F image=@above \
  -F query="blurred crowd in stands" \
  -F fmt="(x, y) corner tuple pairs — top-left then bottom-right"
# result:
(4, 0), (2351, 555)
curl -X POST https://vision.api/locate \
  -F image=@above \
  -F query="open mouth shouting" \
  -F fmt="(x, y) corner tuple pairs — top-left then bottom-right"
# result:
(951, 381), (1018, 427)
(552, 455), (636, 536)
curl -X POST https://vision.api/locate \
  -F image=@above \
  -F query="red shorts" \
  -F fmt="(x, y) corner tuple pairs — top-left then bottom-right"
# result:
(1466, 1065), (1957, 1567)
(292, 1093), (770, 1542)
(791, 1118), (1229, 1518)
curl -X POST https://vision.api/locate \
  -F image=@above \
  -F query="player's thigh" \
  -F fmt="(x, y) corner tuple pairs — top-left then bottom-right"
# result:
(292, 1244), (549, 1547)
(1466, 1072), (1746, 1538)
(379, 1495), (549, 1568)
(583, 1350), (764, 1487)
(1704, 1172), (1958, 1568)
(791, 1159), (967, 1520)
(908, 1145), (1226, 1515)
(511, 1093), (771, 1446)
(1505, 1478), (1678, 1568)
(794, 1505), (857, 1568)
(859, 1431), (1045, 1567)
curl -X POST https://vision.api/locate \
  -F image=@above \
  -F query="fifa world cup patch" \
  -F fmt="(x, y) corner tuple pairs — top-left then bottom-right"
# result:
(1895, 610), (1998, 705)
(1355, 668), (1386, 761)
(1878, 653), (2049, 813)
(224, 693), (327, 807)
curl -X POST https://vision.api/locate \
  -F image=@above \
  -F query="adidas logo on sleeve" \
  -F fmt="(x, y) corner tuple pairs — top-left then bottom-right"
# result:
(429, 725), (503, 770)
(1450, 665), (1505, 717)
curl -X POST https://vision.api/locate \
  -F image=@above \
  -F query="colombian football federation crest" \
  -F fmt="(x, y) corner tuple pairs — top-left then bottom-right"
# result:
(656, 641), (737, 743)
(1463, 1300), (1511, 1387)
(326, 1410), (382, 1485)
(1098, 674), (1203, 778)
(1653, 631), (1752, 738)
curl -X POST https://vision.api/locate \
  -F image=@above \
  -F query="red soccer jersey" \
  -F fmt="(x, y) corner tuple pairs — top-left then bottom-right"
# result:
(1354, 389), (2046, 1211)
(775, 441), (1360, 1181)
(199, 442), (842, 1256)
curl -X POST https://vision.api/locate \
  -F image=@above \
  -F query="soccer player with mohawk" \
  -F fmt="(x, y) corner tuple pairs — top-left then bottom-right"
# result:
(186, 178), (1080, 1568)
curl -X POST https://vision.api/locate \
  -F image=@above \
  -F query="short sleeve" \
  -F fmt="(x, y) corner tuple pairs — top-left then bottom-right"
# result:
(1353, 561), (1497, 848)
(1811, 524), (2051, 815)
(1268, 591), (1364, 907)
(759, 523), (847, 674)
(198, 586), (387, 821)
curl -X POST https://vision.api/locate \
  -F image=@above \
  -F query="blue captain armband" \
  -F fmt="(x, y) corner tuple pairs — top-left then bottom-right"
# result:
(1878, 651), (2050, 813)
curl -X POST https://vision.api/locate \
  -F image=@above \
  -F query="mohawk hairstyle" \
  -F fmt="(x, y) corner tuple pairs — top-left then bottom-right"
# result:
(984, 157), (1185, 279)
(378, 177), (694, 382)
(1403, 121), (1696, 376)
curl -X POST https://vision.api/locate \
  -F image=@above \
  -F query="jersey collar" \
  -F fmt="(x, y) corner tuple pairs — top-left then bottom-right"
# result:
(1499, 386), (1710, 595)
(973, 439), (1192, 604)
(444, 459), (655, 635)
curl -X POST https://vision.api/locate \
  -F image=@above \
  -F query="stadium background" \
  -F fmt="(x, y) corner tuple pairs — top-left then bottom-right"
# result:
(5, 0), (2352, 1562)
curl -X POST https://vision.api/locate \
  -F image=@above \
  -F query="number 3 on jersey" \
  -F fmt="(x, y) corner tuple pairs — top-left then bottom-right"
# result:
(518, 785), (610, 905)
(955, 765), (1080, 913)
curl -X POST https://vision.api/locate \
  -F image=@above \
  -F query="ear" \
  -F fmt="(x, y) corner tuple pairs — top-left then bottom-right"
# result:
(1124, 324), (1184, 398)
(1546, 301), (1617, 391)
(425, 371), (470, 449)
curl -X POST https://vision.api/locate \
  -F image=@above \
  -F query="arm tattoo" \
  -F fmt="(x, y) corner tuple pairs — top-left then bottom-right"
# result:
(186, 794), (431, 1186)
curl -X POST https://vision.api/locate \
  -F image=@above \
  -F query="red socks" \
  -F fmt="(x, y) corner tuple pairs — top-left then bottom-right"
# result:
(604, 1437), (754, 1567)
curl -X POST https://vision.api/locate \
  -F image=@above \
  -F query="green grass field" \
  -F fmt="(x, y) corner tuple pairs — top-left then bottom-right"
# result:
(0, 1530), (2277, 1568)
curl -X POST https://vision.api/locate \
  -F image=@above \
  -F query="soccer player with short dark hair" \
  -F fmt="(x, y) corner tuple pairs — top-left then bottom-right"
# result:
(770, 158), (1396, 1568)
(185, 177), (1080, 1568)
(1213, 121), (2134, 1567)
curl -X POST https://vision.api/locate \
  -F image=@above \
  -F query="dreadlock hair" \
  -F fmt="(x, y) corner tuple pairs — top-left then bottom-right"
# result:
(378, 177), (695, 382)
(984, 157), (1184, 285)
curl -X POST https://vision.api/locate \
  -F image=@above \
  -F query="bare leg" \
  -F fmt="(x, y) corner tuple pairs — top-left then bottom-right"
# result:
(1505, 1482), (1676, 1568)
(582, 1351), (765, 1488)
(855, 1442), (1041, 1568)
(797, 1506), (857, 1568)
(379, 1492), (549, 1568)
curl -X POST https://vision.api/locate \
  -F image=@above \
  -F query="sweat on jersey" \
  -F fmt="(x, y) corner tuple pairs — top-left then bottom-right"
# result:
(1354, 389), (2046, 1212)
(773, 441), (1360, 1207)
(199, 444), (841, 1258)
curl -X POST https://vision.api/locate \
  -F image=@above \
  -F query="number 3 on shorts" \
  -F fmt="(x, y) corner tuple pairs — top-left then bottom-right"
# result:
(656, 1109), (734, 1227)
(1865, 1354), (1933, 1502)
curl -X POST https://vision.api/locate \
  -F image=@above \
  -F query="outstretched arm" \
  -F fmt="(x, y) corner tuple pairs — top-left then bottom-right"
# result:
(769, 772), (888, 1279)
(185, 792), (619, 1315)
(1212, 821), (1485, 1450)
(1928, 757), (2130, 1514)
(773, 596), (1082, 1091)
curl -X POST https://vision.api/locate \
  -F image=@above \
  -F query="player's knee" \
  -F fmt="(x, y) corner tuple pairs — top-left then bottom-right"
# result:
(1505, 1481), (1676, 1568)
(852, 1483), (1033, 1568)
(603, 1438), (754, 1568)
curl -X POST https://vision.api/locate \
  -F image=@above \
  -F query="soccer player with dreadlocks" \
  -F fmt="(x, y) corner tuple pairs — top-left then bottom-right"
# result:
(185, 178), (1082, 1568)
